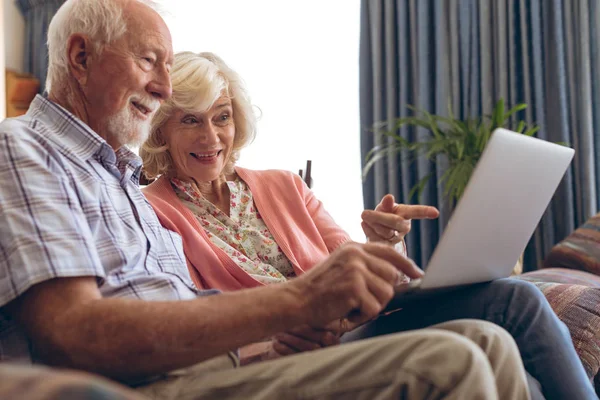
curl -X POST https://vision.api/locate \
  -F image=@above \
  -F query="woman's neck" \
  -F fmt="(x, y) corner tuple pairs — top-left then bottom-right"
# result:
(174, 172), (236, 216)
(192, 175), (229, 204)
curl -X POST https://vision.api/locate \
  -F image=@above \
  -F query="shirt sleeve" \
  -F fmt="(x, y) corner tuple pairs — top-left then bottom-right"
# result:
(0, 132), (105, 307)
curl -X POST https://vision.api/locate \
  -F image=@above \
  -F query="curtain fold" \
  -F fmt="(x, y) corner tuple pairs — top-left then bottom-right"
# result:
(360, 0), (600, 271)
(16, 0), (66, 92)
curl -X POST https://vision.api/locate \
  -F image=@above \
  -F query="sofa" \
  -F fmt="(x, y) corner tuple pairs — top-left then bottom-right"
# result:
(0, 363), (144, 399)
(4, 215), (600, 399)
(515, 212), (600, 393)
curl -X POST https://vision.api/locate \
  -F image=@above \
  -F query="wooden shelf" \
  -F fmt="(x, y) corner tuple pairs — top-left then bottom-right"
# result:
(5, 69), (39, 117)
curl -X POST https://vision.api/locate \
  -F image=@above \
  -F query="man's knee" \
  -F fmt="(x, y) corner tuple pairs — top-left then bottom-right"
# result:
(384, 330), (494, 390)
(432, 319), (515, 347)
(433, 320), (520, 360)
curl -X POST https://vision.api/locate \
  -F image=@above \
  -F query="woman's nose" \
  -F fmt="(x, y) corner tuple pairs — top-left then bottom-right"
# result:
(197, 123), (219, 144)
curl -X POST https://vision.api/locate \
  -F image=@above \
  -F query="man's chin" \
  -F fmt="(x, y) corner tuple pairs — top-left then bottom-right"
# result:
(105, 113), (151, 149)
(121, 122), (151, 148)
(125, 130), (150, 148)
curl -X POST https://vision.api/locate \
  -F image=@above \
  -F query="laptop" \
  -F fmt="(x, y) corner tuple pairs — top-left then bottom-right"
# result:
(384, 128), (575, 310)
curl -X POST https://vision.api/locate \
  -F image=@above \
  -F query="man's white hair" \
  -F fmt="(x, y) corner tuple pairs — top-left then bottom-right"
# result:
(46, 0), (160, 93)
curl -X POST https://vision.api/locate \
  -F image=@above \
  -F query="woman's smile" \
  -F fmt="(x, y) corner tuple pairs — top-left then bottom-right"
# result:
(190, 150), (223, 164)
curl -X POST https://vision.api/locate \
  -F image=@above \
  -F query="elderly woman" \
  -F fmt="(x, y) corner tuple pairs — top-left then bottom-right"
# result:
(141, 52), (595, 399)
(141, 51), (436, 290)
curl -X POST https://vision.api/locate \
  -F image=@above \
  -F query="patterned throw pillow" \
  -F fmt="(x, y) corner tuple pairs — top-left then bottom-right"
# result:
(516, 268), (600, 393)
(543, 213), (600, 275)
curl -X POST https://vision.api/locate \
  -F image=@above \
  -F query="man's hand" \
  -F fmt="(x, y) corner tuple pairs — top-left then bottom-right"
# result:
(289, 242), (424, 328)
(361, 194), (439, 245)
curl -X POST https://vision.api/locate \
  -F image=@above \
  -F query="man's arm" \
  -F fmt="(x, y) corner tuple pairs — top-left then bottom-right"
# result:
(5, 276), (304, 382)
(5, 243), (421, 383)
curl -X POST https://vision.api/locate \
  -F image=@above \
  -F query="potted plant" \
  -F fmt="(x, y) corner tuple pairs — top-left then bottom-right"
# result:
(363, 99), (541, 274)
(363, 99), (540, 204)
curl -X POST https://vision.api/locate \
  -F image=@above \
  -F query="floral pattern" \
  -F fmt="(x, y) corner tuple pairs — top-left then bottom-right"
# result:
(171, 177), (296, 284)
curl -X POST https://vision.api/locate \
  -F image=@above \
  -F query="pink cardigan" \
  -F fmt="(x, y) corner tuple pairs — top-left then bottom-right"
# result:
(143, 167), (352, 291)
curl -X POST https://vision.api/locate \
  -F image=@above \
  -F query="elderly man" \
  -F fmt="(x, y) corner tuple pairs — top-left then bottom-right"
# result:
(0, 1), (586, 399)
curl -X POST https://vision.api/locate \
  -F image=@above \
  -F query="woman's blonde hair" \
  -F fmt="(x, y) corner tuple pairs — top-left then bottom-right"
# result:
(141, 51), (257, 179)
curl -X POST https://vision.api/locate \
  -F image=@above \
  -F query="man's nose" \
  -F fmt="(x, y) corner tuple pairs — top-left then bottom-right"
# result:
(147, 64), (172, 101)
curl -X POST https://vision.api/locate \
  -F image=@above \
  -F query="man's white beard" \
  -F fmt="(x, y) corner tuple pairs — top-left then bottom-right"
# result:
(105, 105), (152, 148)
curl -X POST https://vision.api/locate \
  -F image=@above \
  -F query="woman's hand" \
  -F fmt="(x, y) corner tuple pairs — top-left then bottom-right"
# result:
(361, 194), (439, 246)
(271, 321), (343, 357)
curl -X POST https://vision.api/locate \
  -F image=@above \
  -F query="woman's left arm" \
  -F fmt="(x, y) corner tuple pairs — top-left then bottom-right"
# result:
(361, 194), (439, 255)
(301, 179), (352, 252)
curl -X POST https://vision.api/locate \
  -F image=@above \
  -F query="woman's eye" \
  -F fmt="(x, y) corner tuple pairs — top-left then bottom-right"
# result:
(182, 116), (199, 124)
(218, 113), (231, 123)
(143, 57), (155, 64)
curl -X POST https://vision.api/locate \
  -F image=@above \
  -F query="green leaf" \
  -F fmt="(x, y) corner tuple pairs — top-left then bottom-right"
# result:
(455, 139), (465, 160)
(455, 162), (474, 200)
(424, 138), (452, 159)
(392, 116), (431, 131)
(362, 147), (395, 179)
(365, 146), (381, 161)
(419, 110), (444, 139)
(504, 103), (527, 120)
(447, 102), (455, 120)
(378, 130), (413, 146)
(524, 126), (540, 136)
(367, 99), (546, 203)
(408, 172), (433, 203)
(371, 120), (390, 132)
(491, 98), (505, 128)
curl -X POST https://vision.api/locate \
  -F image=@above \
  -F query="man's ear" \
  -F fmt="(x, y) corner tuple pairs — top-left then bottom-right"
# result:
(66, 33), (93, 86)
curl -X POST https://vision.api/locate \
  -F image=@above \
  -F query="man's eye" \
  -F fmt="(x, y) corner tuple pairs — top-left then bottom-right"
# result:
(143, 57), (155, 64)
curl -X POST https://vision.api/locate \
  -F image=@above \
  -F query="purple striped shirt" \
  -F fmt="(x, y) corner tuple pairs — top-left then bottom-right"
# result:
(0, 95), (217, 363)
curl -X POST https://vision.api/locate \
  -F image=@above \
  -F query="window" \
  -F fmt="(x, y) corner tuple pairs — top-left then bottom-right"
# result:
(161, 0), (365, 240)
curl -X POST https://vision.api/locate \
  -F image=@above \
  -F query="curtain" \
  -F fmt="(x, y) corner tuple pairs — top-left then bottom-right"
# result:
(360, 0), (600, 271)
(16, 0), (66, 92)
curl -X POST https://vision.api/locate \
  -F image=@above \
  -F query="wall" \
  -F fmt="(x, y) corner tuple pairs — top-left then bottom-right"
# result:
(164, 0), (365, 240)
(1, 0), (25, 121)
(3, 0), (25, 72)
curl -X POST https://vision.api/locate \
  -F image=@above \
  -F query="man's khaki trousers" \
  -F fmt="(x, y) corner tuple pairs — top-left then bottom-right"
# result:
(137, 319), (530, 400)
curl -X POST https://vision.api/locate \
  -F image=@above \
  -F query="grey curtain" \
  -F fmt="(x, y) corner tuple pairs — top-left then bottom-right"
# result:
(16, 0), (66, 92)
(360, 0), (600, 271)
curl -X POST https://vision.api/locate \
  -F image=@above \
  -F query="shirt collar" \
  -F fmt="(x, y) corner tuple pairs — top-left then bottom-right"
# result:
(28, 95), (143, 180)
(116, 146), (143, 182)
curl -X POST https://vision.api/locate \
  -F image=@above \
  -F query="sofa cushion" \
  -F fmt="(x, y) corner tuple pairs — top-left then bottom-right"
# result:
(518, 268), (600, 287)
(544, 213), (600, 275)
(516, 268), (600, 388)
(0, 363), (144, 399)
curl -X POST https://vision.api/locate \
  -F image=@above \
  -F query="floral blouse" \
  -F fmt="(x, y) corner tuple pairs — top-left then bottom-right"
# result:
(171, 177), (296, 284)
